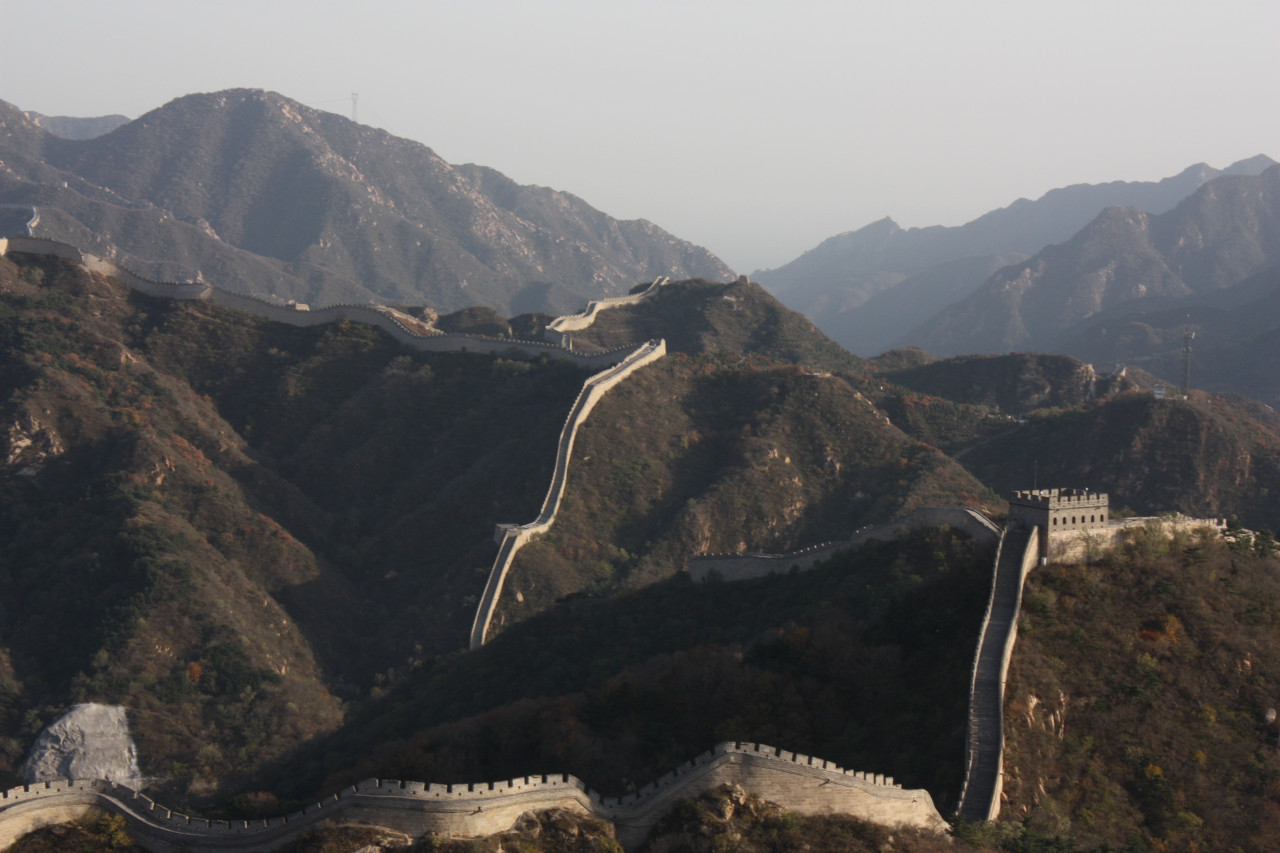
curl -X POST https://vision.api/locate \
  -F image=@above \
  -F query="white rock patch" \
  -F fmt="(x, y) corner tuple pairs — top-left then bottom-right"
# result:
(23, 703), (141, 784)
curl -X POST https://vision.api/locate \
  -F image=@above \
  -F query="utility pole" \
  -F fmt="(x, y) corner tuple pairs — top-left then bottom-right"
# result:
(351, 92), (359, 124)
(1181, 315), (1194, 399)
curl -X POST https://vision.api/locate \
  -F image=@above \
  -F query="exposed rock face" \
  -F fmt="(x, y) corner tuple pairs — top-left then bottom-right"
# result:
(23, 704), (140, 784)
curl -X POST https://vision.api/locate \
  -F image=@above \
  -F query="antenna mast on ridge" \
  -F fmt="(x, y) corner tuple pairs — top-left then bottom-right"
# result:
(1181, 315), (1194, 399)
(351, 92), (359, 124)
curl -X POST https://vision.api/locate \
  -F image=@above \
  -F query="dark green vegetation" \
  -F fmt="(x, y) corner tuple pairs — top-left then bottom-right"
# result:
(0, 252), (990, 811)
(1000, 525), (1280, 852)
(8, 238), (1280, 852)
(280, 527), (992, 813)
(0, 90), (730, 313)
(956, 391), (1280, 530)
(880, 352), (1142, 416)
(0, 252), (583, 794)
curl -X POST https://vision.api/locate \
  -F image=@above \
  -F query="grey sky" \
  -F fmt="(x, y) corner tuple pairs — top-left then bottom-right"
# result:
(4, 0), (1277, 272)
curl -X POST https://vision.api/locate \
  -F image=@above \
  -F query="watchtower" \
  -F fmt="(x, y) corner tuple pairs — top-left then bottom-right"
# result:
(1008, 488), (1108, 537)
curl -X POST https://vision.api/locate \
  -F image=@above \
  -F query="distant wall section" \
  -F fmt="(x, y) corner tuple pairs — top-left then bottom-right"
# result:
(543, 276), (669, 346)
(689, 506), (1000, 583)
(0, 236), (647, 369)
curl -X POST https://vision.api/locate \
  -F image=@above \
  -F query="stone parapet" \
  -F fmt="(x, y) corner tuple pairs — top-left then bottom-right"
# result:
(0, 741), (944, 852)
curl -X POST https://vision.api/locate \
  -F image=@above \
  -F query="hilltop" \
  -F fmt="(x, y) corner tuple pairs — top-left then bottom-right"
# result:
(0, 90), (731, 313)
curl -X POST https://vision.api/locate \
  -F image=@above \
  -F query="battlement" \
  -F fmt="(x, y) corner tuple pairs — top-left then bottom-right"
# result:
(1009, 488), (1108, 509)
(0, 740), (945, 851)
(1008, 488), (1108, 540)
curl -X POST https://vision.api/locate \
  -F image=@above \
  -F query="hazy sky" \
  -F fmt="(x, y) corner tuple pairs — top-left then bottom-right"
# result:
(4, 0), (1278, 271)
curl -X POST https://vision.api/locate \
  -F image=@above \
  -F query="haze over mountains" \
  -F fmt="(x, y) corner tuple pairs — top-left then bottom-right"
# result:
(6, 86), (1280, 852)
(0, 89), (731, 314)
(756, 155), (1277, 357)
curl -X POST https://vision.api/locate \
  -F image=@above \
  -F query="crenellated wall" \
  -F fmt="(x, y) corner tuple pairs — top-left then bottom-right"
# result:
(0, 235), (647, 369)
(689, 506), (1001, 583)
(470, 339), (668, 648)
(0, 742), (945, 852)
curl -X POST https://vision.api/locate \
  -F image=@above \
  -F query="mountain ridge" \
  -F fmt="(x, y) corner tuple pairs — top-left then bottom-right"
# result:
(0, 90), (732, 314)
(755, 155), (1277, 354)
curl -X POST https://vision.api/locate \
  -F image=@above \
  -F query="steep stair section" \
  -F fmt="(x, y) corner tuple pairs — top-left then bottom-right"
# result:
(958, 525), (1039, 821)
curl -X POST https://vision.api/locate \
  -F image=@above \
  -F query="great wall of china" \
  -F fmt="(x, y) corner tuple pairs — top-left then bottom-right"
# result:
(0, 217), (950, 848)
(0, 213), (1235, 845)
(686, 489), (1227, 823)
(688, 506), (1001, 583)
(0, 216), (675, 652)
(0, 742), (945, 852)
(469, 338), (667, 648)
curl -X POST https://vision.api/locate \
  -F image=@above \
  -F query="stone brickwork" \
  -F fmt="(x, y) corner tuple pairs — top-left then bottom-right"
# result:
(0, 743), (944, 852)
(1008, 488), (1108, 536)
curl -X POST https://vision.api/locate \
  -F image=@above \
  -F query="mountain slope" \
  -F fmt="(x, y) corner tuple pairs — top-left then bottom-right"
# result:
(0, 91), (732, 313)
(0, 248), (991, 804)
(755, 156), (1276, 355)
(906, 166), (1280, 355)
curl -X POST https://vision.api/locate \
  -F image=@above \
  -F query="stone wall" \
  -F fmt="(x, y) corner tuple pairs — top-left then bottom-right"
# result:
(689, 506), (1001, 583)
(958, 525), (1040, 822)
(0, 742), (944, 852)
(0, 233), (671, 649)
(0, 236), (646, 369)
(542, 276), (670, 346)
(470, 339), (668, 647)
(1046, 514), (1225, 564)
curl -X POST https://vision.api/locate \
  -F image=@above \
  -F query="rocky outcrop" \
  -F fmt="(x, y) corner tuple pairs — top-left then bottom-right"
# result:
(23, 704), (140, 785)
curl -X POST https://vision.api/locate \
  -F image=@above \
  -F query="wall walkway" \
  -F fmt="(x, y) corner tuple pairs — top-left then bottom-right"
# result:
(469, 339), (667, 648)
(957, 525), (1039, 822)
(0, 742), (944, 852)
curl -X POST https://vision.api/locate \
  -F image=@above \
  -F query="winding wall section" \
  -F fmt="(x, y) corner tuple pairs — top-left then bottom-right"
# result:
(469, 339), (667, 648)
(0, 234), (646, 369)
(542, 276), (669, 346)
(0, 742), (945, 852)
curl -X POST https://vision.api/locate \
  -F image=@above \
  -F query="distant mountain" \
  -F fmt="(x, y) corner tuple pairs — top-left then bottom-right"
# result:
(907, 165), (1280, 357)
(25, 111), (131, 140)
(756, 156), (1277, 355)
(0, 90), (732, 313)
(1057, 265), (1280, 406)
